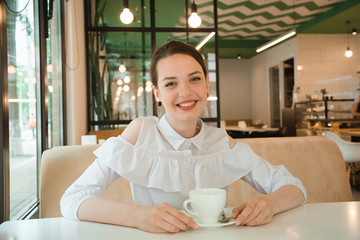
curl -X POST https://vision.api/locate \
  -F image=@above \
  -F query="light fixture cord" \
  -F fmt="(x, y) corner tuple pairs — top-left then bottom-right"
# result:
(4, 0), (30, 14)
(346, 21), (350, 48)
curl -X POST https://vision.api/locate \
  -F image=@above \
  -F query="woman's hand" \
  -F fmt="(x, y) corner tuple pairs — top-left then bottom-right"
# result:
(231, 197), (274, 226)
(134, 202), (199, 233)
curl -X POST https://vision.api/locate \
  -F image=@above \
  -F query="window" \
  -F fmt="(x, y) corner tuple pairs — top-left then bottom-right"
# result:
(0, 0), (65, 221)
(85, 0), (220, 130)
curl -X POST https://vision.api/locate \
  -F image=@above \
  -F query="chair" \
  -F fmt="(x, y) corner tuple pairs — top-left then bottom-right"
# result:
(324, 131), (360, 163)
(88, 128), (126, 143)
(324, 131), (360, 188)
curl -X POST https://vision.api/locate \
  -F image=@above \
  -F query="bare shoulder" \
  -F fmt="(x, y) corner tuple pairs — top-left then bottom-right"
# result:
(228, 135), (237, 149)
(121, 118), (142, 145)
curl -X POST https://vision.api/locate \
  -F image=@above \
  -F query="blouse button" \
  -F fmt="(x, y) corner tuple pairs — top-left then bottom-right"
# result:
(183, 140), (191, 149)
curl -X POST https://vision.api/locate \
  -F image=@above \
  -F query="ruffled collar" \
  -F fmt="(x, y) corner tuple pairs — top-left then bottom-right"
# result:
(157, 115), (205, 151)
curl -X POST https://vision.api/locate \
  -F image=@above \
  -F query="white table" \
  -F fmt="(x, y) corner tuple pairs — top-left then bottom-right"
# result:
(0, 202), (359, 240)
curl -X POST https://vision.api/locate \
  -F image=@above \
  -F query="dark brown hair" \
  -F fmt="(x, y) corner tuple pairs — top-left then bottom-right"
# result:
(150, 41), (208, 88)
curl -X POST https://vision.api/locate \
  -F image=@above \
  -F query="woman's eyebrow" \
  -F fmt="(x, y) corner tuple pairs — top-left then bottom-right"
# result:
(188, 71), (202, 76)
(161, 71), (202, 81)
(161, 76), (177, 81)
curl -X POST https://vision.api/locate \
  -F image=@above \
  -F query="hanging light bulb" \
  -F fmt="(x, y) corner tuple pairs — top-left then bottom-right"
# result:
(119, 64), (126, 73)
(124, 75), (131, 83)
(345, 47), (353, 58)
(123, 85), (130, 92)
(345, 21), (353, 58)
(188, 1), (201, 28)
(120, 0), (134, 24)
(352, 28), (357, 35)
(8, 65), (16, 74)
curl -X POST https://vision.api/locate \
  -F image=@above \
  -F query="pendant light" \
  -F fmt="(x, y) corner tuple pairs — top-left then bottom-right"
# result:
(120, 0), (134, 24)
(119, 63), (126, 73)
(188, 1), (201, 28)
(345, 21), (353, 58)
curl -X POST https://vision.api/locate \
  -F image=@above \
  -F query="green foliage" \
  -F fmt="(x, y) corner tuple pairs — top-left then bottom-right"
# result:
(89, 0), (114, 127)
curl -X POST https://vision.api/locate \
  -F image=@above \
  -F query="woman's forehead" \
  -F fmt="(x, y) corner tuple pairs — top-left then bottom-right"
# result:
(157, 54), (203, 73)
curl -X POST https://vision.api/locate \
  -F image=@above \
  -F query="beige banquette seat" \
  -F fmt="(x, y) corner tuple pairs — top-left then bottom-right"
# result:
(40, 136), (352, 218)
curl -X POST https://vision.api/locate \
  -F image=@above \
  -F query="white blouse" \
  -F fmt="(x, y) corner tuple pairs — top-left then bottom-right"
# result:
(60, 115), (306, 220)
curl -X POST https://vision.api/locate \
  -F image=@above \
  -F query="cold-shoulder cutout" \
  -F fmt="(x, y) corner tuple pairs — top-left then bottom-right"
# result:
(228, 135), (237, 149)
(121, 118), (142, 145)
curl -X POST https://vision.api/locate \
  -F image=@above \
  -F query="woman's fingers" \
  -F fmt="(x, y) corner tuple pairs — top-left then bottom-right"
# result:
(162, 207), (198, 231)
(235, 198), (256, 225)
(233, 197), (273, 226)
(139, 202), (198, 233)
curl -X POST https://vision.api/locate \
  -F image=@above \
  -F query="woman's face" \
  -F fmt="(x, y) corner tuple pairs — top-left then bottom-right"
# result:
(153, 54), (209, 123)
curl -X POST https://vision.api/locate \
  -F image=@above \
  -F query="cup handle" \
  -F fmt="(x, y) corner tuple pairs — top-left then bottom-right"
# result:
(183, 199), (198, 217)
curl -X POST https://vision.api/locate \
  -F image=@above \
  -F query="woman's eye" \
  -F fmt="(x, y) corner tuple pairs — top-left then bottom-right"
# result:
(191, 77), (201, 82)
(165, 82), (175, 87)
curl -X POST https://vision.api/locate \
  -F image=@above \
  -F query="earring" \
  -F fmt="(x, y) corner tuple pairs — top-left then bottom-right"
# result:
(158, 101), (162, 107)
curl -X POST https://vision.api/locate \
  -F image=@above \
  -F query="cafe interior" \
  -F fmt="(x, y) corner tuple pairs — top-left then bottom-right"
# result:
(1, 0), (360, 238)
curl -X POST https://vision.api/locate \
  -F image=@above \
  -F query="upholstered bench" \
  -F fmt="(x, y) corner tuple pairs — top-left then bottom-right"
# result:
(40, 136), (352, 218)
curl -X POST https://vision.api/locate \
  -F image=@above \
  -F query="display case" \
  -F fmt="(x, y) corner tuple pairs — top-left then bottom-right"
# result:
(295, 99), (354, 129)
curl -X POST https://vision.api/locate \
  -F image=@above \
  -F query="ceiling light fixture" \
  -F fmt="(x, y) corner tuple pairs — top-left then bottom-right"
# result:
(345, 21), (353, 58)
(195, 32), (215, 50)
(119, 63), (126, 73)
(120, 0), (134, 24)
(352, 28), (357, 36)
(237, 54), (242, 60)
(188, 1), (201, 28)
(256, 29), (296, 53)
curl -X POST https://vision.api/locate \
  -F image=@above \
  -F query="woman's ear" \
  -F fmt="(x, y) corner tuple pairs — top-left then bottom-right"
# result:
(152, 86), (160, 102)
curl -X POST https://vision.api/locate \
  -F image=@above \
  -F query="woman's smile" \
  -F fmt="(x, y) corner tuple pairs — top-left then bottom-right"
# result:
(176, 100), (198, 110)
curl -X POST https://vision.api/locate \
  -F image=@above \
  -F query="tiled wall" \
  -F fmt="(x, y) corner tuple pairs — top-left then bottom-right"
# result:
(297, 34), (360, 101)
(219, 59), (252, 120)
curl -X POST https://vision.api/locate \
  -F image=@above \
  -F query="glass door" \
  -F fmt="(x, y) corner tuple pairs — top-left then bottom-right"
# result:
(269, 58), (295, 128)
(47, 0), (65, 148)
(269, 65), (280, 128)
(6, 0), (39, 220)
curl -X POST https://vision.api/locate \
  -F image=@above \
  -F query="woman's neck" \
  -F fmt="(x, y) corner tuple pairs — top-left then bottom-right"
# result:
(165, 115), (200, 139)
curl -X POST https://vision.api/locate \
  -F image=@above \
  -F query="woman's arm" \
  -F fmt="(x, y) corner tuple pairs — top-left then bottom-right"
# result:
(78, 197), (198, 233)
(227, 135), (305, 226)
(231, 185), (304, 226)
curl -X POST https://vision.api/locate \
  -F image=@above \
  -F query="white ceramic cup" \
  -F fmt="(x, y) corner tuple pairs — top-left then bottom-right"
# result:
(183, 188), (226, 224)
(238, 121), (247, 129)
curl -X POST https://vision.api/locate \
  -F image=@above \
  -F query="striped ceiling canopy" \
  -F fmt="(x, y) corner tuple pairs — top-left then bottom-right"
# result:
(192, 0), (360, 58)
(200, 0), (343, 40)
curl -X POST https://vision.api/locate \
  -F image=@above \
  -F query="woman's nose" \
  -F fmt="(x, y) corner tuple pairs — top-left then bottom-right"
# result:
(178, 82), (192, 97)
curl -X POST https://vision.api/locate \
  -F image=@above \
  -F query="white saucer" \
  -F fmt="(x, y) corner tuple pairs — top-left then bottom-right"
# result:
(181, 208), (236, 227)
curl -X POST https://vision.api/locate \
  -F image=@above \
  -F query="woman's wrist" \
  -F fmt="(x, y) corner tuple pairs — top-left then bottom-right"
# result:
(124, 204), (142, 228)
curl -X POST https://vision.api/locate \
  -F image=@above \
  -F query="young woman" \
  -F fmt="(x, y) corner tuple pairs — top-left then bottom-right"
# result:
(61, 41), (306, 233)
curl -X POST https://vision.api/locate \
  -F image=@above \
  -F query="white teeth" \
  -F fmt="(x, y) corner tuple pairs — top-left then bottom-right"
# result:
(178, 101), (195, 107)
